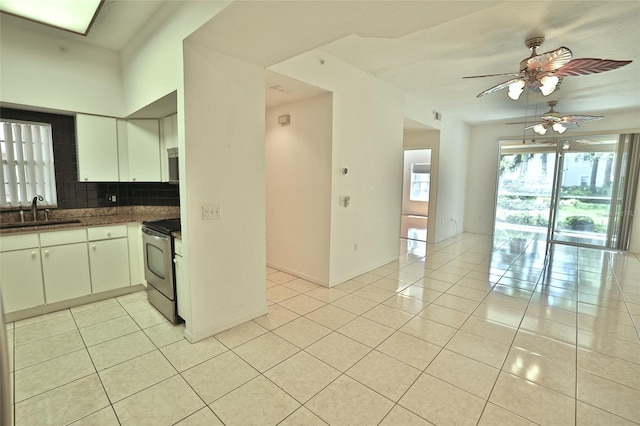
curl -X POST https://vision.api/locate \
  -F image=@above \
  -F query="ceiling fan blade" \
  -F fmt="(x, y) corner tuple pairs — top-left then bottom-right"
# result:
(463, 72), (522, 79)
(476, 78), (523, 97)
(527, 47), (572, 72)
(554, 58), (632, 77)
(505, 121), (540, 125)
(522, 123), (543, 131)
(559, 115), (604, 124)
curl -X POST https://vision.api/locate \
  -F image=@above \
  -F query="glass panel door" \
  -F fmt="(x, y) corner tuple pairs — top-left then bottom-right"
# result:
(549, 135), (619, 248)
(495, 140), (557, 239)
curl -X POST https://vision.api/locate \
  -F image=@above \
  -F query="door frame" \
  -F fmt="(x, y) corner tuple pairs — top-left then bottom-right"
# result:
(402, 131), (440, 244)
(496, 133), (638, 251)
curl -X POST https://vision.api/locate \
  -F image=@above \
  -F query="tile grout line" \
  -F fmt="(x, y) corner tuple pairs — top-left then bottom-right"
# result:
(472, 236), (549, 425)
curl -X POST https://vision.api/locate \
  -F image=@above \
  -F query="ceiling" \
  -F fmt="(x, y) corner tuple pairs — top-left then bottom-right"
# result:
(3, 1), (639, 127)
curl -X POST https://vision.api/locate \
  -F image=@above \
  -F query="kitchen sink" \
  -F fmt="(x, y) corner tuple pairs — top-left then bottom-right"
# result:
(0, 219), (82, 229)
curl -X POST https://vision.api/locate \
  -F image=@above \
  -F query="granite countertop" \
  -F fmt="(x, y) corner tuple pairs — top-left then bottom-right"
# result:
(0, 206), (180, 235)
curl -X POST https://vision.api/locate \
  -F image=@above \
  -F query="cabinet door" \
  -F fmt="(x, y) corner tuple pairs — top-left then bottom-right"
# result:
(76, 114), (119, 182)
(126, 119), (161, 182)
(89, 238), (130, 293)
(41, 243), (91, 303)
(174, 253), (190, 323)
(127, 223), (145, 286)
(0, 249), (45, 312)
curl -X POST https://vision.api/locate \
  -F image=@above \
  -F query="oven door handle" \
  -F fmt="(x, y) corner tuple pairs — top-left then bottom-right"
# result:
(142, 227), (170, 240)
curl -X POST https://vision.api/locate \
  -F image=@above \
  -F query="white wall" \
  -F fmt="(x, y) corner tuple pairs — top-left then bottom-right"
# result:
(121, 1), (230, 116)
(464, 123), (503, 235)
(270, 51), (405, 286)
(402, 150), (431, 216)
(181, 41), (267, 341)
(0, 1), (229, 118)
(265, 94), (333, 284)
(466, 108), (640, 253)
(434, 117), (470, 242)
(404, 130), (440, 149)
(404, 94), (442, 131)
(0, 20), (123, 116)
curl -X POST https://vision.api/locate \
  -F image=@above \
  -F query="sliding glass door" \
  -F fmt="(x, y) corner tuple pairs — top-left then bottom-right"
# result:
(495, 140), (557, 239)
(496, 133), (639, 250)
(548, 136), (618, 247)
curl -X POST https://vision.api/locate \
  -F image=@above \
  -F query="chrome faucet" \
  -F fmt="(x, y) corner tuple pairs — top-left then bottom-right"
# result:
(31, 195), (44, 222)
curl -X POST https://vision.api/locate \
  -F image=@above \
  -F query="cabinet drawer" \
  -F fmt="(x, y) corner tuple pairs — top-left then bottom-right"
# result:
(88, 224), (128, 241)
(174, 238), (182, 256)
(0, 233), (40, 252)
(39, 228), (87, 247)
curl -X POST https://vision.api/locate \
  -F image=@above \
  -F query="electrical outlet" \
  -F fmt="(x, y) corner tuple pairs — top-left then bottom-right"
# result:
(202, 204), (221, 220)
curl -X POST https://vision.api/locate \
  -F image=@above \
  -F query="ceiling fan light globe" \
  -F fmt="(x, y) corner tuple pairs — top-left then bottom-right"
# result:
(508, 80), (525, 100)
(553, 123), (567, 133)
(533, 123), (548, 135)
(540, 75), (559, 96)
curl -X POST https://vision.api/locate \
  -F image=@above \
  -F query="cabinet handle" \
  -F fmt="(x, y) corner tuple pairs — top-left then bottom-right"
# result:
(31, 251), (37, 257)
(44, 250), (50, 256)
(107, 232), (112, 237)
(92, 244), (97, 250)
(132, 177), (136, 181)
(84, 177), (88, 181)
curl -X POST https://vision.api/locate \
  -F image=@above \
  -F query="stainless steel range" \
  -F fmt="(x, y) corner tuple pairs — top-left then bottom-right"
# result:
(141, 218), (182, 324)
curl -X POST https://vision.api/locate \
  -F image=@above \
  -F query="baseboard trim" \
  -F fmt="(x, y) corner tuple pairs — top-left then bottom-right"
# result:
(328, 255), (399, 287)
(4, 284), (146, 323)
(184, 306), (268, 343)
(266, 262), (329, 287)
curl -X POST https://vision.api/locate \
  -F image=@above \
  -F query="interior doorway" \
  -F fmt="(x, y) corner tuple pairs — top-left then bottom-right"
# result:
(401, 149), (431, 241)
(495, 134), (639, 250)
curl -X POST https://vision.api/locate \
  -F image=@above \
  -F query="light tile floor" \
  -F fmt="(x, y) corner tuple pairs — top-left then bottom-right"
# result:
(5, 232), (640, 425)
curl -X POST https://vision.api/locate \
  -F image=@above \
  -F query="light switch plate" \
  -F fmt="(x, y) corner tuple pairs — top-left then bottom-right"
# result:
(202, 204), (221, 220)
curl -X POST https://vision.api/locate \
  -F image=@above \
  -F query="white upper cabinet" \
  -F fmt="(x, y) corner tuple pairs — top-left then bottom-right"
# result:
(76, 114), (119, 182)
(121, 119), (161, 182)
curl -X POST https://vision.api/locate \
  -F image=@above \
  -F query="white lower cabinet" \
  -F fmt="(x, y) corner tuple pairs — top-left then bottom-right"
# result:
(1, 223), (138, 314)
(0, 248), (45, 312)
(173, 238), (190, 323)
(89, 238), (130, 293)
(87, 225), (130, 293)
(41, 242), (91, 304)
(127, 223), (145, 286)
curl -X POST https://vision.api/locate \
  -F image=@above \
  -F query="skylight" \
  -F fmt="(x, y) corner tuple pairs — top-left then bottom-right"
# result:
(0, 0), (103, 35)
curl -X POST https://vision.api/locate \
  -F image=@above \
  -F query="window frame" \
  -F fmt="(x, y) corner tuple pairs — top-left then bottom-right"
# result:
(1, 118), (58, 208)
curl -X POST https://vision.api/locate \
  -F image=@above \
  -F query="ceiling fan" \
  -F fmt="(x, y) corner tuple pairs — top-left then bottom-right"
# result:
(464, 37), (632, 100)
(507, 100), (603, 135)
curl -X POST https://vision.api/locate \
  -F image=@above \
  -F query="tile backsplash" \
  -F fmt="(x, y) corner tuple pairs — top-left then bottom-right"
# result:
(1, 107), (179, 209)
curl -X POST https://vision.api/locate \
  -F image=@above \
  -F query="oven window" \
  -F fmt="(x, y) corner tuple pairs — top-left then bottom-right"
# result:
(146, 243), (166, 279)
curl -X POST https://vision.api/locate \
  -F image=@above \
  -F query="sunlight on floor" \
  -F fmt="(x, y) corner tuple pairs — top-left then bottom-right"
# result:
(400, 215), (428, 242)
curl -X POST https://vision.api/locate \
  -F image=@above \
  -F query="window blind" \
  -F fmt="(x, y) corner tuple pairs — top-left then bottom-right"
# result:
(0, 120), (57, 207)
